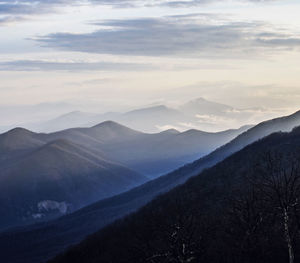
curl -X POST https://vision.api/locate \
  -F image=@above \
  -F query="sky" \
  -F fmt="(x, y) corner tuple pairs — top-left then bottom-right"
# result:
(0, 0), (300, 127)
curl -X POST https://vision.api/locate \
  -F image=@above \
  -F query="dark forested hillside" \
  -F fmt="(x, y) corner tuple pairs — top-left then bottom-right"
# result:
(50, 127), (300, 263)
(1, 111), (300, 263)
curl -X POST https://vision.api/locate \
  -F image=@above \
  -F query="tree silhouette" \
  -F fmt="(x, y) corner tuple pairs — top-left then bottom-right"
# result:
(250, 151), (300, 263)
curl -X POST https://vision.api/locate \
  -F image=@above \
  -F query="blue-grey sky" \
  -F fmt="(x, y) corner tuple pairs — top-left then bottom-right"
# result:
(0, 0), (300, 126)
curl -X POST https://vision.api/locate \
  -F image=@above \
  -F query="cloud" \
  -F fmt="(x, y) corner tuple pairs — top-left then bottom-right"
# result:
(0, 1), (69, 27)
(0, 15), (26, 26)
(0, 0), (283, 27)
(0, 60), (154, 71)
(0, 1), (70, 15)
(160, 0), (277, 7)
(0, 0), (281, 16)
(35, 14), (300, 58)
(0, 2), (41, 15)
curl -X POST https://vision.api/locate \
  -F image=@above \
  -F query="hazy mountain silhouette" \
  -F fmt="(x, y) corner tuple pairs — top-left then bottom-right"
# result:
(0, 130), (146, 230)
(27, 105), (184, 133)
(43, 121), (251, 177)
(1, 110), (300, 263)
(0, 121), (248, 231)
(0, 103), (76, 131)
(179, 97), (233, 115)
(2, 98), (273, 133)
(48, 126), (300, 263)
(0, 127), (43, 152)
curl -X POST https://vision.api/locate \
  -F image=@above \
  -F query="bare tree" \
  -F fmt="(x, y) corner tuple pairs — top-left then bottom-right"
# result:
(225, 180), (277, 263)
(130, 196), (201, 263)
(251, 151), (300, 263)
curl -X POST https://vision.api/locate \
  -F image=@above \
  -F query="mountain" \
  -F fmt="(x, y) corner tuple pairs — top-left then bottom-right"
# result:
(45, 121), (251, 177)
(36, 111), (100, 132)
(2, 98), (282, 134)
(0, 127), (43, 152)
(0, 129), (146, 231)
(1, 110), (300, 263)
(0, 103), (76, 132)
(0, 128), (45, 168)
(26, 105), (185, 134)
(0, 121), (248, 231)
(179, 97), (233, 115)
(115, 105), (185, 133)
(48, 120), (142, 146)
(48, 126), (300, 263)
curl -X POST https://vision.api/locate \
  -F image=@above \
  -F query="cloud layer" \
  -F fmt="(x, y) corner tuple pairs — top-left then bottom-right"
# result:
(0, 60), (153, 71)
(35, 14), (300, 58)
(0, 0), (282, 28)
(0, 0), (279, 16)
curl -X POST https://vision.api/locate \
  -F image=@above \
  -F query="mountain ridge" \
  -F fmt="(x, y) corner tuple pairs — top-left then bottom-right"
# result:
(0, 97), (279, 133)
(0, 120), (249, 231)
(1, 110), (300, 263)
(48, 126), (300, 263)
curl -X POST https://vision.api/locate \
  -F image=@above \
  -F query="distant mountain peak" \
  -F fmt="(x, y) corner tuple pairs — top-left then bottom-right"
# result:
(4, 127), (33, 136)
(66, 110), (82, 115)
(159, 128), (180, 135)
(56, 110), (96, 119)
(191, 97), (208, 102)
(152, 105), (169, 110)
(186, 97), (232, 107)
(1, 127), (37, 142)
(0, 127), (43, 151)
(91, 121), (143, 137)
(92, 120), (128, 129)
(180, 97), (233, 116)
(181, 129), (210, 136)
(126, 105), (171, 115)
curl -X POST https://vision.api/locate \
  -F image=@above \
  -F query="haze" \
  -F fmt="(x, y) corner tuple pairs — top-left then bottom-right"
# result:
(0, 0), (300, 130)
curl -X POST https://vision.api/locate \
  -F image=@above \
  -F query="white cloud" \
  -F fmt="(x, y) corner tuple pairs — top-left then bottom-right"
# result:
(35, 14), (300, 58)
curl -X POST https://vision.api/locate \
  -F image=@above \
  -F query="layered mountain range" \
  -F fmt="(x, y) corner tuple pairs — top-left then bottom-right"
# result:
(1, 110), (300, 263)
(49, 122), (300, 263)
(0, 121), (248, 231)
(0, 98), (283, 133)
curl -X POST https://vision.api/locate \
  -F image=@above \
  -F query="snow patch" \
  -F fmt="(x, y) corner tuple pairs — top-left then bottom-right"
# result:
(32, 213), (44, 219)
(37, 200), (69, 214)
